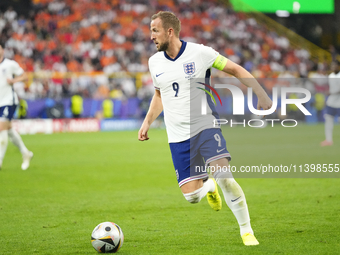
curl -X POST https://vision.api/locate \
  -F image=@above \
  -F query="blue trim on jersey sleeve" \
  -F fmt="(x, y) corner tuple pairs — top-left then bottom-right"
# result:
(164, 40), (187, 61)
(205, 69), (220, 120)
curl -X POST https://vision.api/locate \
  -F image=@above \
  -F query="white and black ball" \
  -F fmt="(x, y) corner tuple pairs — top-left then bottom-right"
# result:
(91, 222), (124, 253)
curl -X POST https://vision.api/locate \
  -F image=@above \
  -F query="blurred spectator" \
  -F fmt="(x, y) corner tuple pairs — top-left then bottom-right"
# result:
(27, 78), (44, 99)
(71, 94), (83, 118)
(4, 7), (17, 23)
(102, 97), (114, 119)
(18, 99), (28, 119)
(110, 84), (124, 99)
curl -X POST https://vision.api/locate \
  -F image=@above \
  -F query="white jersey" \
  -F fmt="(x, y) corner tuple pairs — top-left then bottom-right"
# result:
(149, 41), (221, 143)
(0, 58), (24, 107)
(327, 72), (340, 108)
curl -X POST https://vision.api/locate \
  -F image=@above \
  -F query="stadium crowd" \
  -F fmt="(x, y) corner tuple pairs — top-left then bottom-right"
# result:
(0, 0), (331, 101)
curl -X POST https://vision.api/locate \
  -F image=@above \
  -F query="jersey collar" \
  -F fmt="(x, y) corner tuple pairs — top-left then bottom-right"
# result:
(0, 57), (5, 64)
(164, 40), (187, 62)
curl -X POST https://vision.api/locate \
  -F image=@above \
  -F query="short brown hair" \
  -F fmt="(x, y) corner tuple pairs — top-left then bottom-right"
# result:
(151, 11), (181, 37)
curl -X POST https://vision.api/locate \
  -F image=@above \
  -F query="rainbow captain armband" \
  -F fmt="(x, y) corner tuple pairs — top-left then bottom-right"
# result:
(212, 55), (228, 71)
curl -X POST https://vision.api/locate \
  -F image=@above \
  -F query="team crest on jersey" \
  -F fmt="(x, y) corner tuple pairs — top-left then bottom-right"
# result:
(183, 62), (195, 75)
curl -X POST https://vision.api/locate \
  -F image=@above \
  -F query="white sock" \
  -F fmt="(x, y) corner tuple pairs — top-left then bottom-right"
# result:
(204, 178), (216, 193)
(0, 130), (9, 165)
(183, 179), (215, 203)
(324, 114), (334, 142)
(8, 128), (29, 155)
(214, 171), (253, 236)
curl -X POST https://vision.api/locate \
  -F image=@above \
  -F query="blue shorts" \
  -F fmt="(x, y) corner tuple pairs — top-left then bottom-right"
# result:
(169, 128), (231, 187)
(0, 105), (17, 121)
(326, 106), (340, 117)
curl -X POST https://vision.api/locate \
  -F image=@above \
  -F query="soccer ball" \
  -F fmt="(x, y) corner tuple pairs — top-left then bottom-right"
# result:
(91, 222), (124, 253)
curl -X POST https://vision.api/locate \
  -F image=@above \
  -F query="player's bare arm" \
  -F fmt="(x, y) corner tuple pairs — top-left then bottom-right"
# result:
(222, 59), (273, 111)
(7, 72), (28, 86)
(138, 90), (163, 141)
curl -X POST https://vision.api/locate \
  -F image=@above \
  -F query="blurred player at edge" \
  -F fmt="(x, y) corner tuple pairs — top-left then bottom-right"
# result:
(321, 60), (340, 146)
(138, 12), (273, 246)
(0, 42), (33, 170)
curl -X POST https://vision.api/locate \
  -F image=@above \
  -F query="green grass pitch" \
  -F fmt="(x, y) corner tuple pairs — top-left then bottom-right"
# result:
(0, 124), (339, 254)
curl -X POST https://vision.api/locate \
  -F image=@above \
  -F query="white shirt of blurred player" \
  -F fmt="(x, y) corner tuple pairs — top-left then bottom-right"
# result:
(149, 41), (220, 143)
(327, 72), (340, 108)
(0, 58), (24, 107)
